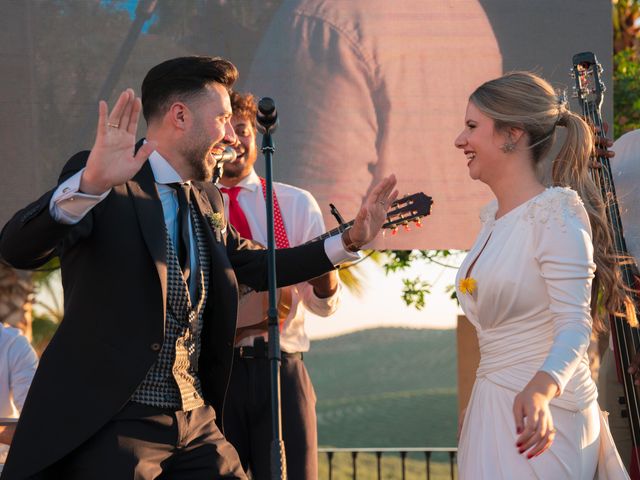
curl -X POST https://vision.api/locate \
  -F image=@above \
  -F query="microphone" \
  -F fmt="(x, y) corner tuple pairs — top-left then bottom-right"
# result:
(211, 146), (237, 184)
(212, 146), (237, 163)
(257, 97), (278, 134)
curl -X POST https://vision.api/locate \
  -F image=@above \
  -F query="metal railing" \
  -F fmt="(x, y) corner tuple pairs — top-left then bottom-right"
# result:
(318, 447), (457, 480)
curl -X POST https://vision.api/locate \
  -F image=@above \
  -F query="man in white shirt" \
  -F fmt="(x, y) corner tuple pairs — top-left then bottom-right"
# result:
(601, 128), (640, 472)
(0, 323), (38, 467)
(217, 91), (339, 479)
(598, 130), (640, 470)
(610, 130), (640, 262)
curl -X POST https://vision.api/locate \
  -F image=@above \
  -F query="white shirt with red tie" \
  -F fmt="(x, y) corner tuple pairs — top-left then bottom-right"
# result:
(217, 169), (341, 353)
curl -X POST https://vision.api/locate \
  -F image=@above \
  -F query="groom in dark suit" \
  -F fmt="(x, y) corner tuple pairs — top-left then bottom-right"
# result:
(0, 56), (397, 479)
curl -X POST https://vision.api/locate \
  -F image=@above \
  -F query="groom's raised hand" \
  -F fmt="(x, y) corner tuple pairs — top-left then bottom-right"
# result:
(341, 174), (398, 250)
(80, 89), (157, 195)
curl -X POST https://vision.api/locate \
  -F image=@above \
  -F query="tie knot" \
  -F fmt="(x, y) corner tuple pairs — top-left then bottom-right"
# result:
(169, 182), (192, 202)
(221, 186), (242, 200)
(169, 182), (191, 192)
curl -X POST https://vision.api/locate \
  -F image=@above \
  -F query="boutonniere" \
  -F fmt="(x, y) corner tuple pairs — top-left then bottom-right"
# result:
(458, 277), (477, 295)
(207, 212), (225, 230)
(206, 212), (226, 241)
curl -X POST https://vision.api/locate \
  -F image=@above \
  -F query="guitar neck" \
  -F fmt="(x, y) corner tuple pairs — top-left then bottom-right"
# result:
(302, 192), (433, 246)
(306, 220), (355, 244)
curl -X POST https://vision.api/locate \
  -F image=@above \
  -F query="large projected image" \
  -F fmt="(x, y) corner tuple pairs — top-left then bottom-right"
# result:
(1, 0), (611, 249)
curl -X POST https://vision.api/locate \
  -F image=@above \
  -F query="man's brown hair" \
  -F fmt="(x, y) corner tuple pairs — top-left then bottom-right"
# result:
(230, 91), (258, 129)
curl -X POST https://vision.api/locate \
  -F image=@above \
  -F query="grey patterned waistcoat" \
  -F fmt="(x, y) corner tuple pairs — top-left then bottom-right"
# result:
(131, 209), (211, 411)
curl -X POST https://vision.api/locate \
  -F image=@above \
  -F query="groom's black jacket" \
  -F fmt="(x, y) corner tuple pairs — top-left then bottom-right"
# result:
(0, 147), (333, 479)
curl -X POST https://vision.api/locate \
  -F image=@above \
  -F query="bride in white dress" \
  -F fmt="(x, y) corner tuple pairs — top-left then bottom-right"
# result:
(454, 72), (630, 479)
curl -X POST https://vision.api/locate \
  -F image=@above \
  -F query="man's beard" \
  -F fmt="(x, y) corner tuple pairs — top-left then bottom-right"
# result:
(221, 161), (244, 179)
(223, 148), (257, 180)
(181, 140), (215, 182)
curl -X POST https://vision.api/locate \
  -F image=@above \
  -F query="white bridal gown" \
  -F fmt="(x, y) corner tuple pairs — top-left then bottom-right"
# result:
(456, 187), (628, 480)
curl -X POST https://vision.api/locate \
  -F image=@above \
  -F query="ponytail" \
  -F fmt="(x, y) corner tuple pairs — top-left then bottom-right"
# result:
(552, 110), (632, 329)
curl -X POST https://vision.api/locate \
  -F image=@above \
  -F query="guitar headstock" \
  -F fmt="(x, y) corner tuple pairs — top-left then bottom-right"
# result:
(384, 192), (433, 234)
(571, 51), (605, 120)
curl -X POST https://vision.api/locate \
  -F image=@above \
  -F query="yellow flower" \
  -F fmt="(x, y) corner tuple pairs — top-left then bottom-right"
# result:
(458, 277), (477, 295)
(207, 212), (225, 230)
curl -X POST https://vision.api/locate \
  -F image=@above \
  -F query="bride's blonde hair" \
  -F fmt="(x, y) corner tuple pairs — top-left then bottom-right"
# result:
(470, 71), (633, 329)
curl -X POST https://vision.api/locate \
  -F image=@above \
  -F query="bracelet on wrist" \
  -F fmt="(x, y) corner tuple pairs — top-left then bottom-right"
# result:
(341, 228), (361, 253)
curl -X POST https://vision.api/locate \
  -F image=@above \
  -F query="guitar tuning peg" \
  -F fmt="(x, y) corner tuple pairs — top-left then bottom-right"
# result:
(414, 219), (422, 228)
(403, 223), (411, 232)
(391, 227), (399, 236)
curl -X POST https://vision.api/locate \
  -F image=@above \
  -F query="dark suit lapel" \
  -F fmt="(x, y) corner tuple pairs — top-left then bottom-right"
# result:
(126, 161), (168, 316)
(191, 184), (239, 326)
(191, 186), (222, 249)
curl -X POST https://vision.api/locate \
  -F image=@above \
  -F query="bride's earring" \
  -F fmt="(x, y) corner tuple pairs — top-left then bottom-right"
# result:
(500, 141), (516, 153)
(500, 134), (516, 153)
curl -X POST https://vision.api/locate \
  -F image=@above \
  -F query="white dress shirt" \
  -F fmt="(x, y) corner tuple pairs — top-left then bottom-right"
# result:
(0, 325), (38, 465)
(611, 129), (640, 263)
(218, 170), (342, 352)
(602, 130), (640, 354)
(0, 325), (37, 418)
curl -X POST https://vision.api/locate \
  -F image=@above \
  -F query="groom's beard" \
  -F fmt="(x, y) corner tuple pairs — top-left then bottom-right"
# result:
(181, 133), (215, 182)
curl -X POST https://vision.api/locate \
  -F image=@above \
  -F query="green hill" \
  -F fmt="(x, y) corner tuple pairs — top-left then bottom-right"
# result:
(305, 327), (458, 449)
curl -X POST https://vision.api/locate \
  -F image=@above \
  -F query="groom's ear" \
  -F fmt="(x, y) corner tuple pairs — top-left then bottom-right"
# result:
(168, 102), (189, 131)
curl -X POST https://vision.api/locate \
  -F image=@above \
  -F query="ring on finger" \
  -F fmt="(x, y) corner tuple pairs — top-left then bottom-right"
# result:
(107, 122), (120, 128)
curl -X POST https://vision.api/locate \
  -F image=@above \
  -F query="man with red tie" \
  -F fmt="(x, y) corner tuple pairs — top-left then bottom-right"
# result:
(216, 91), (340, 479)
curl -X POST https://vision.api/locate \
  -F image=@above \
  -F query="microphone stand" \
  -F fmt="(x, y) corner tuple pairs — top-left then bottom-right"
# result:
(257, 99), (287, 480)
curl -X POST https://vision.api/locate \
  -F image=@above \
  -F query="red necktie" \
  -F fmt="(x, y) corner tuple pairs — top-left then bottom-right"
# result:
(259, 177), (290, 249)
(220, 187), (253, 240)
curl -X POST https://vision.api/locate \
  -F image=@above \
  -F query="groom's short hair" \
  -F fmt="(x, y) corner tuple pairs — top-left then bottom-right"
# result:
(141, 56), (238, 123)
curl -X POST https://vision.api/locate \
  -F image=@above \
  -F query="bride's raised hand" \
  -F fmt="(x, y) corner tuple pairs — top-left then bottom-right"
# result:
(512, 371), (559, 459)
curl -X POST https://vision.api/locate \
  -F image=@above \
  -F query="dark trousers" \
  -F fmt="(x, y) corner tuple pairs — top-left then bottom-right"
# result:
(223, 352), (318, 480)
(56, 402), (247, 480)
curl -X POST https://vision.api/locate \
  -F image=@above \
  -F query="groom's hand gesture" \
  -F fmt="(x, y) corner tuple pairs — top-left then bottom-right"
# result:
(342, 174), (398, 250)
(80, 89), (157, 195)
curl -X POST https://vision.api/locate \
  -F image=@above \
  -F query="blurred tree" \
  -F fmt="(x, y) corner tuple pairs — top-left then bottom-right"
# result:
(613, 0), (640, 53)
(613, 0), (640, 138)
(613, 49), (640, 138)
(380, 250), (460, 310)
